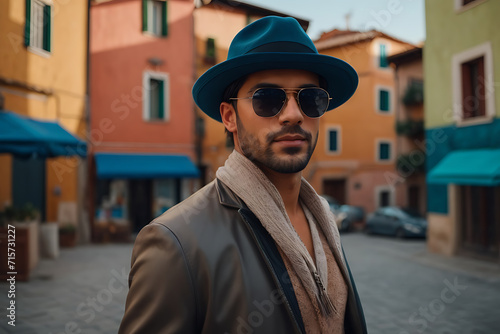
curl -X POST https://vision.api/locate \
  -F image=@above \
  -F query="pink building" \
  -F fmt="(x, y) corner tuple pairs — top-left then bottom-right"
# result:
(89, 0), (197, 240)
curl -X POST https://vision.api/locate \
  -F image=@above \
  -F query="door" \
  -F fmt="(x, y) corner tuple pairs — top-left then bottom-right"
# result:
(12, 157), (46, 221)
(128, 180), (153, 233)
(460, 186), (500, 259)
(323, 179), (346, 204)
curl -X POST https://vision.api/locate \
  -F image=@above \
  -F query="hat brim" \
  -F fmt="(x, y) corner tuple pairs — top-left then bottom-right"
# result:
(192, 52), (358, 122)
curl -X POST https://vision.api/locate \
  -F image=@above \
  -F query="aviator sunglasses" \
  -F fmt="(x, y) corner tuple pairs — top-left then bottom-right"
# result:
(229, 87), (332, 118)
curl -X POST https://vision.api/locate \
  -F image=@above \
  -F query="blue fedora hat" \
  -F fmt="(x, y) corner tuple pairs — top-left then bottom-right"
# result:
(192, 16), (358, 122)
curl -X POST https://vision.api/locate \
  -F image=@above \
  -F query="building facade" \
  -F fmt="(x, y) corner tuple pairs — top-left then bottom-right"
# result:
(424, 0), (500, 261)
(0, 0), (88, 232)
(89, 0), (198, 238)
(194, 0), (309, 183)
(388, 47), (426, 216)
(310, 29), (414, 214)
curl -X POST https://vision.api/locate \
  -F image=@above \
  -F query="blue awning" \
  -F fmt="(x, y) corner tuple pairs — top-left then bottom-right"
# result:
(427, 149), (500, 186)
(0, 111), (87, 158)
(95, 153), (200, 179)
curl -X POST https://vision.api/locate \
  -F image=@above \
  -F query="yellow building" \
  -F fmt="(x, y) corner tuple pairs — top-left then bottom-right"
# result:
(0, 0), (88, 234)
(194, 0), (309, 183)
(308, 30), (414, 214)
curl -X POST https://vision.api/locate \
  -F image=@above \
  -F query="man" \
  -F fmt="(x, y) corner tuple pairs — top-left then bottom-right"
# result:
(119, 16), (366, 334)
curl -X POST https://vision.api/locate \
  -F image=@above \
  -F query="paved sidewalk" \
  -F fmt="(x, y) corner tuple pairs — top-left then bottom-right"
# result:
(1, 233), (499, 333)
(0, 243), (133, 334)
(342, 233), (500, 334)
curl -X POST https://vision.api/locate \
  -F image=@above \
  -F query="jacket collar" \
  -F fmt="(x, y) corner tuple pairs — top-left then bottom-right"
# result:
(215, 178), (245, 209)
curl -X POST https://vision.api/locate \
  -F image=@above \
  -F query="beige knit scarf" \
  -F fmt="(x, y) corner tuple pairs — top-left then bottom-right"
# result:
(216, 150), (345, 316)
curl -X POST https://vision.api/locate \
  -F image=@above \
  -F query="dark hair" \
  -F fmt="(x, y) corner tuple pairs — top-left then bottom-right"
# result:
(221, 76), (248, 147)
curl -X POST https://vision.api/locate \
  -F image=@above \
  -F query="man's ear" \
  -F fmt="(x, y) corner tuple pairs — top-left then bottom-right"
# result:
(220, 102), (237, 134)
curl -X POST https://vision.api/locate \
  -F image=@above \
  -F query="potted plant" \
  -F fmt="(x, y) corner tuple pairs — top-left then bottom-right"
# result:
(59, 223), (77, 248)
(0, 204), (40, 281)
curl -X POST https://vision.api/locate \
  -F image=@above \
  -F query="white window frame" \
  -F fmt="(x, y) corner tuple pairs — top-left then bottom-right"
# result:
(28, 0), (53, 57)
(454, 0), (488, 13)
(325, 125), (341, 155)
(452, 41), (495, 126)
(374, 185), (395, 209)
(375, 138), (394, 163)
(375, 85), (394, 114)
(143, 71), (170, 122)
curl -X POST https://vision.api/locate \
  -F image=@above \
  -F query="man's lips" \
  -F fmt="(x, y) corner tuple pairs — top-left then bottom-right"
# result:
(273, 135), (306, 142)
(273, 135), (307, 147)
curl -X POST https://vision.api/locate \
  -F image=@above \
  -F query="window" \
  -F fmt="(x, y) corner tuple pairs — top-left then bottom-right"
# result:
(452, 42), (494, 125)
(325, 126), (341, 154)
(25, 0), (52, 53)
(204, 38), (216, 64)
(376, 140), (392, 162)
(461, 56), (485, 119)
(455, 0), (486, 11)
(378, 88), (391, 112)
(142, 0), (168, 37)
(379, 44), (388, 68)
(143, 71), (169, 121)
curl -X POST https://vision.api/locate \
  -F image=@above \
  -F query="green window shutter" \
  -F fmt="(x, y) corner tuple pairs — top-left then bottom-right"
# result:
(142, 0), (148, 32)
(158, 80), (165, 119)
(161, 1), (168, 36)
(43, 5), (51, 52)
(329, 130), (338, 152)
(379, 44), (388, 68)
(206, 38), (215, 59)
(25, 0), (31, 46)
(379, 143), (390, 160)
(379, 89), (390, 112)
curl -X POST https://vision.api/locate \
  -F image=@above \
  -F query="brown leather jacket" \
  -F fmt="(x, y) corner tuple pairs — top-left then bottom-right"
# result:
(119, 179), (367, 334)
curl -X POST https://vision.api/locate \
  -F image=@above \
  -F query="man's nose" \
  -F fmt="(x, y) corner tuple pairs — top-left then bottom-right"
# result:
(278, 92), (304, 125)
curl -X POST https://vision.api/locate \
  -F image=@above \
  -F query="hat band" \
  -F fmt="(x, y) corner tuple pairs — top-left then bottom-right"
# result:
(247, 41), (317, 54)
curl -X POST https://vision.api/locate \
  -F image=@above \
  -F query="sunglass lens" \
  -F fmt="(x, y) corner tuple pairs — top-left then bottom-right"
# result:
(252, 88), (286, 117)
(298, 88), (330, 118)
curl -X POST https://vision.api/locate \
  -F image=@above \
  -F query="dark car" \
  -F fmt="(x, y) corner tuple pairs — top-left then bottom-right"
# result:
(366, 207), (427, 238)
(338, 205), (365, 231)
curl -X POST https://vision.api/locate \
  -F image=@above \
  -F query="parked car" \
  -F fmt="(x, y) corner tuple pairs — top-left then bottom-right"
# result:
(338, 205), (365, 231)
(365, 207), (427, 238)
(320, 195), (346, 231)
(320, 195), (359, 232)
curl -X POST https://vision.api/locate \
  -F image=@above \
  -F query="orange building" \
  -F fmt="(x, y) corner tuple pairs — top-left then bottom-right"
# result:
(0, 0), (88, 226)
(89, 0), (197, 237)
(308, 30), (415, 214)
(193, 0), (309, 183)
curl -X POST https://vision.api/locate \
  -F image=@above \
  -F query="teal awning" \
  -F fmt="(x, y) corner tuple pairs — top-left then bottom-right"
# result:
(95, 153), (199, 179)
(0, 111), (87, 158)
(427, 149), (500, 186)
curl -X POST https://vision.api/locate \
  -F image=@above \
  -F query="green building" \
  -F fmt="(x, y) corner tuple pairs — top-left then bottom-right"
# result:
(424, 0), (500, 261)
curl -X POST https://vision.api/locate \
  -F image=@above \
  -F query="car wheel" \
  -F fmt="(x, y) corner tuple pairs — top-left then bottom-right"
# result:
(396, 228), (406, 239)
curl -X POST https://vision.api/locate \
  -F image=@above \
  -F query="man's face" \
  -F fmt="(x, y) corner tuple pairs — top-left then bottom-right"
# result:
(231, 69), (321, 174)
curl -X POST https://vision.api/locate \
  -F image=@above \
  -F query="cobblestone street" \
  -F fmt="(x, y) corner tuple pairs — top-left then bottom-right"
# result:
(1, 233), (499, 333)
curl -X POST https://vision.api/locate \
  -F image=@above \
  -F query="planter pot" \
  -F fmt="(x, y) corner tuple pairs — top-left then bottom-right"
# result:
(40, 223), (60, 259)
(0, 220), (39, 281)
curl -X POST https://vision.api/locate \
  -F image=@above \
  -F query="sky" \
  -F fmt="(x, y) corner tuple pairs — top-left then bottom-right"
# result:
(246, 0), (426, 45)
